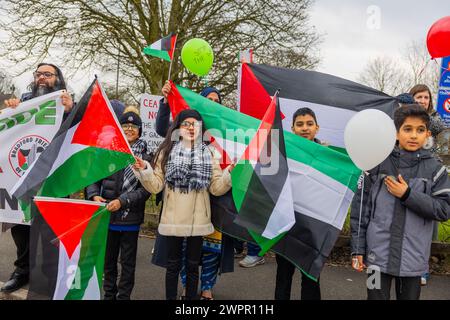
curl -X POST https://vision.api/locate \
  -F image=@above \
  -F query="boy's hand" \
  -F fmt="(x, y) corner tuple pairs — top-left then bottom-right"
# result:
(106, 199), (121, 212)
(384, 174), (408, 198)
(351, 255), (366, 272)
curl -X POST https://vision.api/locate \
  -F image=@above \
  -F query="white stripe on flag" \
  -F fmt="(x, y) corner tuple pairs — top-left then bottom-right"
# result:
(47, 124), (87, 177)
(53, 242), (81, 300)
(288, 159), (354, 229)
(81, 267), (101, 300)
(150, 38), (163, 50)
(279, 97), (357, 148)
(262, 174), (295, 239)
(215, 136), (353, 230)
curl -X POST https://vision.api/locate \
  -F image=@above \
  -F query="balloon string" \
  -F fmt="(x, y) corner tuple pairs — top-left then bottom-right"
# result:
(356, 172), (365, 258)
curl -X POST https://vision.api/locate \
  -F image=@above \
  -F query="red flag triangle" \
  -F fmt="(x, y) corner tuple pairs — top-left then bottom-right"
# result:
(242, 94), (277, 162)
(240, 63), (285, 120)
(71, 81), (131, 154)
(34, 198), (104, 259)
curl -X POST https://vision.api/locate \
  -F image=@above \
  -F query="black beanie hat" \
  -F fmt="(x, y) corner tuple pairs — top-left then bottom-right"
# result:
(176, 109), (202, 124)
(120, 111), (143, 137)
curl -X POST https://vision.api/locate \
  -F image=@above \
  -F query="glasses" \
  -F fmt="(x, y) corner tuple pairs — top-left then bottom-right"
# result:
(180, 121), (200, 128)
(33, 71), (56, 79)
(121, 124), (139, 131)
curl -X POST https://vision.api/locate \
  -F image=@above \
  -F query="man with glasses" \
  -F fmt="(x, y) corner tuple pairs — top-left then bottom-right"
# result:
(1, 63), (74, 294)
(4, 63), (73, 111)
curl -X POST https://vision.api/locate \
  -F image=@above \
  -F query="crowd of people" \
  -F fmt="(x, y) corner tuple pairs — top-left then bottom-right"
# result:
(1, 62), (449, 301)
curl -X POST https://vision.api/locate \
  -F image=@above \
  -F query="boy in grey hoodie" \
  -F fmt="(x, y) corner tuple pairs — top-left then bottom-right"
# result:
(350, 104), (450, 300)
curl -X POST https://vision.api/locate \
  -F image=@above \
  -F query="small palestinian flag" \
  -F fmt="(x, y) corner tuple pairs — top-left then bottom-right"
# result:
(29, 197), (109, 300)
(232, 92), (295, 254)
(238, 63), (398, 148)
(11, 79), (134, 218)
(143, 33), (177, 62)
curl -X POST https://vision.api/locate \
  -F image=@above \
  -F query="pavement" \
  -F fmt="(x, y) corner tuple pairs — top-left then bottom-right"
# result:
(1, 230), (450, 300)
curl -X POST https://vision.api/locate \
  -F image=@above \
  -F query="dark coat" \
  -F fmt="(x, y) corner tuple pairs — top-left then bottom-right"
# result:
(86, 169), (151, 226)
(351, 147), (450, 276)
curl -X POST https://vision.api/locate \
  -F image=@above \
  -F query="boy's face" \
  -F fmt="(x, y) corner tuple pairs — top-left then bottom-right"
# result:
(397, 116), (431, 151)
(292, 114), (319, 141)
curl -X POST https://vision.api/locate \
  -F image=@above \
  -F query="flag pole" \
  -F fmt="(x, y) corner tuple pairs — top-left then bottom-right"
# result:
(167, 34), (178, 81)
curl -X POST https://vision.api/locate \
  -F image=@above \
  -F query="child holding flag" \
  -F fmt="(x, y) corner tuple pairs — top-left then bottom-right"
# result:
(133, 109), (233, 300)
(274, 107), (323, 300)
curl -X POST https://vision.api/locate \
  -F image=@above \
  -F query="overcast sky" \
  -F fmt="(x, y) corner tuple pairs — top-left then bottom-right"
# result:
(3, 0), (450, 98)
(309, 0), (450, 80)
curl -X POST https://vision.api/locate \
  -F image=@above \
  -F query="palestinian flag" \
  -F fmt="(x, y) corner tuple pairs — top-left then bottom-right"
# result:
(29, 197), (109, 300)
(143, 33), (177, 62)
(166, 83), (361, 279)
(232, 92), (295, 254)
(239, 63), (398, 148)
(11, 79), (134, 217)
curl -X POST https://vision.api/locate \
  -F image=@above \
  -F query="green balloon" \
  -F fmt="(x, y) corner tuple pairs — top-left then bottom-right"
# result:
(181, 38), (214, 76)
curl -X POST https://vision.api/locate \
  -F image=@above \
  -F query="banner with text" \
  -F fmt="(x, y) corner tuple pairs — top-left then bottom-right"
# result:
(0, 92), (64, 224)
(139, 93), (165, 153)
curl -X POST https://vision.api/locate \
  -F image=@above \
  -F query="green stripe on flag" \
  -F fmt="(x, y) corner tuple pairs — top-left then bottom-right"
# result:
(40, 147), (134, 197)
(143, 47), (171, 62)
(178, 85), (360, 191)
(64, 207), (109, 300)
(231, 160), (254, 211)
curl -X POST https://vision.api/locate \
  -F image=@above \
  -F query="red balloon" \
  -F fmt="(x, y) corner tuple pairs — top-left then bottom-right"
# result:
(427, 16), (450, 59)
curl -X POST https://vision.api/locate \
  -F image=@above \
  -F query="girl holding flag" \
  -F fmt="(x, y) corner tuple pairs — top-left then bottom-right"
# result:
(133, 109), (233, 300)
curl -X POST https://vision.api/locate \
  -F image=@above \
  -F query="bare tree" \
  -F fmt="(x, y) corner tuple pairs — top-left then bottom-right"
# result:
(0, 0), (320, 104)
(358, 56), (408, 96)
(0, 70), (16, 95)
(358, 40), (441, 97)
(402, 40), (441, 98)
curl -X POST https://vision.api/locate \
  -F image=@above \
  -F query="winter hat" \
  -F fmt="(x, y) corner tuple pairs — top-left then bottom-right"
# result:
(200, 87), (222, 104)
(119, 110), (143, 137)
(176, 109), (203, 124)
(395, 93), (415, 105)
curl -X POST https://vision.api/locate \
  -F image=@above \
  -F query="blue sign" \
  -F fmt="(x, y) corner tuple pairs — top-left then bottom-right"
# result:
(439, 56), (450, 88)
(437, 88), (450, 126)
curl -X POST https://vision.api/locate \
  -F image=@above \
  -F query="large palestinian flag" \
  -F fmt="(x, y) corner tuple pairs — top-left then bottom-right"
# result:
(239, 63), (398, 148)
(143, 33), (177, 62)
(11, 79), (134, 217)
(166, 83), (361, 279)
(29, 197), (109, 300)
(232, 92), (295, 254)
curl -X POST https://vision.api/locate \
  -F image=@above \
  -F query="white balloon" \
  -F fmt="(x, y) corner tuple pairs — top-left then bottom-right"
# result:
(344, 109), (396, 171)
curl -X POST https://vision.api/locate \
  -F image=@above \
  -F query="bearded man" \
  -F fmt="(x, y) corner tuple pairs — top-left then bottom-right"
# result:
(1, 63), (74, 293)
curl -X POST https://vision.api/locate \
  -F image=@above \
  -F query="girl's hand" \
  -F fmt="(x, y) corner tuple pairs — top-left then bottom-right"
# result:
(133, 156), (146, 170)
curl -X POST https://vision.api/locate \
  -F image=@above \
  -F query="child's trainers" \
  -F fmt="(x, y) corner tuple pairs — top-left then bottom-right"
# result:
(239, 255), (265, 268)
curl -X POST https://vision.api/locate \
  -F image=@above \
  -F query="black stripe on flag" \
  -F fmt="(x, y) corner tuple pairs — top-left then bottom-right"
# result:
(248, 63), (398, 115)
(211, 192), (340, 279)
(234, 95), (290, 236)
(161, 33), (174, 51)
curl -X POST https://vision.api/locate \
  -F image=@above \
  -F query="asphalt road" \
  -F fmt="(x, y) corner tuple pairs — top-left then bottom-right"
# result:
(1, 230), (449, 300)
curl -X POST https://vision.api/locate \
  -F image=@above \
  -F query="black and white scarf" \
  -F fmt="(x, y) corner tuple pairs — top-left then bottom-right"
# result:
(122, 139), (147, 193)
(165, 141), (213, 193)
